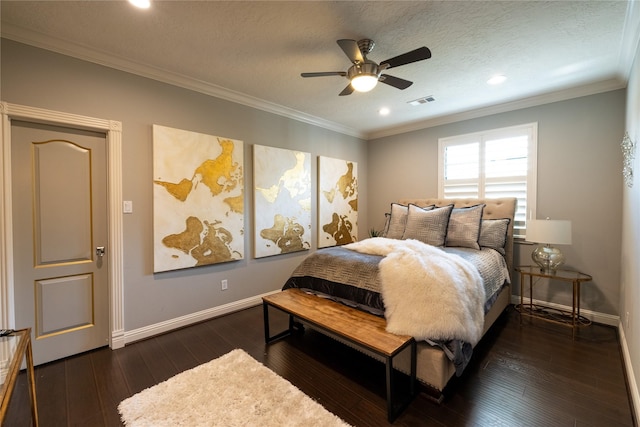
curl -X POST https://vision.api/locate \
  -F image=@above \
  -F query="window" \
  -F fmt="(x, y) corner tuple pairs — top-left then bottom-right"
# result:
(438, 123), (537, 238)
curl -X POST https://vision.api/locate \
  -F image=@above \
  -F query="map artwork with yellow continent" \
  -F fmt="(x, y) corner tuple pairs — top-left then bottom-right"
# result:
(253, 145), (311, 258)
(153, 125), (244, 272)
(318, 156), (358, 248)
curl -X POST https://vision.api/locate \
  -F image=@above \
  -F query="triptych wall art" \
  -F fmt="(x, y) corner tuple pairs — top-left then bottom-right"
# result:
(318, 156), (358, 248)
(253, 145), (311, 258)
(152, 125), (244, 273)
(152, 125), (357, 272)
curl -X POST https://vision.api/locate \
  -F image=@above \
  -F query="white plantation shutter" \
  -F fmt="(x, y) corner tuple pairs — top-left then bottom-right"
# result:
(439, 123), (537, 238)
(443, 142), (479, 198)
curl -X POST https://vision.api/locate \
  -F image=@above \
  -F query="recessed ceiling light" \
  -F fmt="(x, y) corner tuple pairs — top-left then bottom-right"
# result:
(378, 107), (390, 116)
(487, 74), (507, 85)
(129, 0), (151, 9)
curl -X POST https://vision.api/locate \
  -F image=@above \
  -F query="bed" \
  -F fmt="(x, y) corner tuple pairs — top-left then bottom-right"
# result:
(282, 197), (517, 398)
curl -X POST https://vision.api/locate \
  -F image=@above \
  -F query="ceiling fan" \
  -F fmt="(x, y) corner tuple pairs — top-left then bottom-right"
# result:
(301, 39), (432, 96)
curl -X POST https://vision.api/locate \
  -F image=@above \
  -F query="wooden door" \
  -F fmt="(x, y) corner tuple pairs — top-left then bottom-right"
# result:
(11, 120), (109, 365)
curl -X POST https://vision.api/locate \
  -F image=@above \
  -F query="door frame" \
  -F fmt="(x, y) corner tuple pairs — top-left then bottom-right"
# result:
(0, 102), (125, 349)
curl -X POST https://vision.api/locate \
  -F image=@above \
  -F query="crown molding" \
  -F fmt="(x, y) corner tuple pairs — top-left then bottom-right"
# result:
(365, 77), (627, 140)
(2, 19), (635, 142)
(0, 24), (365, 140)
(619, 0), (640, 80)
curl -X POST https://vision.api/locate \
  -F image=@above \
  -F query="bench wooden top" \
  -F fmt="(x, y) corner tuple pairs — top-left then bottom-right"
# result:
(263, 288), (413, 357)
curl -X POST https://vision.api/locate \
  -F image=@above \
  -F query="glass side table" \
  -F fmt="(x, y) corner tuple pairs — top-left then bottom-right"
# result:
(0, 328), (38, 426)
(515, 266), (592, 339)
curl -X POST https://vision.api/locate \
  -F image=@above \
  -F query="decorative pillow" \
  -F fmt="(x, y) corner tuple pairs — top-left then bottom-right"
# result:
(384, 203), (410, 239)
(382, 212), (391, 237)
(479, 218), (511, 255)
(445, 204), (485, 249)
(402, 204), (453, 246)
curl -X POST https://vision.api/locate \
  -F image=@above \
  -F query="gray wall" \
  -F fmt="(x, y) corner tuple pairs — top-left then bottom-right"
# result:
(620, 32), (640, 411)
(368, 90), (625, 316)
(1, 39), (368, 331)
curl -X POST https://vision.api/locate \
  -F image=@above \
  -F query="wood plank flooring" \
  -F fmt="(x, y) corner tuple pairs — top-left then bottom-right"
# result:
(5, 304), (635, 426)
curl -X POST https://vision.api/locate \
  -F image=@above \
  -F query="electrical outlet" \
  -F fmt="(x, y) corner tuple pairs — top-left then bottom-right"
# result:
(221, 279), (228, 291)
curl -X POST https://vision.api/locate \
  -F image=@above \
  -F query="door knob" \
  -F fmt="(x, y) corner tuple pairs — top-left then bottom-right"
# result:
(96, 246), (105, 257)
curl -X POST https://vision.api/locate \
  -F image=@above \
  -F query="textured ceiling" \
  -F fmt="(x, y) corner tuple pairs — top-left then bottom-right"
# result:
(1, 1), (639, 139)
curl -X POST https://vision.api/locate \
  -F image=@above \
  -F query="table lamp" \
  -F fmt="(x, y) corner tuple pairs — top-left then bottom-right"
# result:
(526, 218), (572, 273)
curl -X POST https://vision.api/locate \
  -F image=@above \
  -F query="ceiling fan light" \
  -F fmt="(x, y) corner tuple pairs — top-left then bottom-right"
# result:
(128, 0), (151, 9)
(351, 74), (378, 92)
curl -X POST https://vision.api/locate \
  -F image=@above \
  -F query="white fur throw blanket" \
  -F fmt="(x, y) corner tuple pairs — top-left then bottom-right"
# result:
(344, 237), (485, 345)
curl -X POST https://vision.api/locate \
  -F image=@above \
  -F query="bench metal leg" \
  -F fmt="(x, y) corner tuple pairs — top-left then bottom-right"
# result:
(386, 340), (417, 423)
(386, 355), (395, 421)
(263, 301), (294, 343)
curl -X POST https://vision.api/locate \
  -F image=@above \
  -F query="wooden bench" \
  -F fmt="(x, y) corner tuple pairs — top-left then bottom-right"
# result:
(262, 288), (416, 422)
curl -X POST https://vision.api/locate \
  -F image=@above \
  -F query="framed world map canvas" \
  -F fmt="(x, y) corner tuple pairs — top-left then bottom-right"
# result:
(153, 125), (244, 272)
(253, 145), (311, 258)
(318, 156), (358, 248)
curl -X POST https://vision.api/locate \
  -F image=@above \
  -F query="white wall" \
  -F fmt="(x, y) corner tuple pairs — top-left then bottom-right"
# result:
(1, 39), (368, 334)
(368, 90), (625, 318)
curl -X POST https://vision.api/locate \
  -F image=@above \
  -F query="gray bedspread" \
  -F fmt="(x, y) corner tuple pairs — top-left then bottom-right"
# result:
(282, 242), (510, 375)
(444, 247), (511, 312)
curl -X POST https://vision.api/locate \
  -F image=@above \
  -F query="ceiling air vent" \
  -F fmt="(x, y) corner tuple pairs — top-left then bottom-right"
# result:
(408, 96), (435, 106)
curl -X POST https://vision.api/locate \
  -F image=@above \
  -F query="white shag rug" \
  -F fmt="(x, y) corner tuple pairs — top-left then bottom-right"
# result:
(118, 349), (350, 427)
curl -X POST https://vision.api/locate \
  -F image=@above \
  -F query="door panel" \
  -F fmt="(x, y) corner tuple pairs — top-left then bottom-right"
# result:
(36, 274), (94, 337)
(33, 141), (93, 264)
(11, 120), (108, 365)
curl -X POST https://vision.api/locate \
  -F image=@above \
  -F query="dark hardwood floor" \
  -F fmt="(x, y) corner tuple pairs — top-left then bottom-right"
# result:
(5, 304), (635, 426)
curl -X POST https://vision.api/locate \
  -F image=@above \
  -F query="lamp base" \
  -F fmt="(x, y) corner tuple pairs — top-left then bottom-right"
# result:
(532, 244), (565, 273)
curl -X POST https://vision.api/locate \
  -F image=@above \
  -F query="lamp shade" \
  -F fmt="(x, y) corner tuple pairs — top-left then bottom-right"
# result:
(526, 219), (572, 245)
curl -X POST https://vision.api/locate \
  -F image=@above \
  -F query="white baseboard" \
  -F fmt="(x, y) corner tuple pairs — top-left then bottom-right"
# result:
(510, 295), (619, 326)
(110, 329), (125, 349)
(122, 290), (280, 345)
(619, 322), (639, 424)
(121, 293), (621, 344)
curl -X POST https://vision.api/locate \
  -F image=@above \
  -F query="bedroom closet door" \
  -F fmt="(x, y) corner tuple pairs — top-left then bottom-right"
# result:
(11, 120), (109, 365)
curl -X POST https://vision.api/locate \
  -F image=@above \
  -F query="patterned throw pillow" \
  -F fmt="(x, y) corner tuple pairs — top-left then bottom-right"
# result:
(402, 204), (453, 246)
(384, 203), (410, 239)
(445, 204), (485, 249)
(382, 213), (391, 237)
(479, 218), (511, 254)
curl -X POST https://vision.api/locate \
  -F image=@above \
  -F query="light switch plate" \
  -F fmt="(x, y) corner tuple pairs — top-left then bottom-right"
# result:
(123, 200), (133, 214)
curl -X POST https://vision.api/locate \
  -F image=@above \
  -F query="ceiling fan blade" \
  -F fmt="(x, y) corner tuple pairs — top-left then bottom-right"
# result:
(339, 84), (354, 96)
(380, 47), (432, 69)
(301, 71), (347, 78)
(337, 39), (364, 64)
(379, 74), (413, 90)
